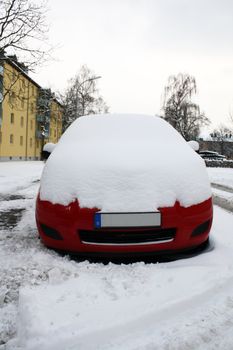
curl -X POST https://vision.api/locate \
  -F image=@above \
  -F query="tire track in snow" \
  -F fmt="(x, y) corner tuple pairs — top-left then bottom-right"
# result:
(211, 182), (233, 194)
(0, 179), (39, 202)
(211, 182), (233, 213)
(0, 179), (41, 346)
(0, 180), (40, 232)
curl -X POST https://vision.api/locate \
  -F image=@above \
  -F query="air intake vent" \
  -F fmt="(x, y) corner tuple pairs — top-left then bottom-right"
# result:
(79, 228), (176, 245)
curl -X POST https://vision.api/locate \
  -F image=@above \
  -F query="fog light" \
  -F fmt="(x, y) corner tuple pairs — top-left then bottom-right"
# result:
(40, 223), (63, 240)
(191, 220), (210, 237)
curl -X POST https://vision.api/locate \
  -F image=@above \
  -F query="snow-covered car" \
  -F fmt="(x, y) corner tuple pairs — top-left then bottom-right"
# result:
(41, 142), (56, 160)
(199, 150), (226, 161)
(36, 114), (213, 257)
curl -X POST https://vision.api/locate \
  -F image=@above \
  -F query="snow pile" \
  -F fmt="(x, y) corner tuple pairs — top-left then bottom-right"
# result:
(40, 114), (211, 211)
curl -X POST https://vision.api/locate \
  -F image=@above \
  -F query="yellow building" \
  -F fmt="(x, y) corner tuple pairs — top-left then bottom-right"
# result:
(0, 55), (63, 161)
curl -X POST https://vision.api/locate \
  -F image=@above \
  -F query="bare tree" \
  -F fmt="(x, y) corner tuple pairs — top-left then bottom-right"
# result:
(0, 0), (50, 68)
(162, 73), (210, 140)
(0, 56), (30, 104)
(229, 110), (233, 128)
(62, 65), (109, 131)
(0, 0), (52, 108)
(210, 124), (233, 155)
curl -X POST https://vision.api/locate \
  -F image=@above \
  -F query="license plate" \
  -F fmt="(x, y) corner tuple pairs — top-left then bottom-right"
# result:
(94, 212), (161, 228)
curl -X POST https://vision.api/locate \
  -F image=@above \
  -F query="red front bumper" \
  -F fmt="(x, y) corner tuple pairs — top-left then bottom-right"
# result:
(36, 196), (213, 256)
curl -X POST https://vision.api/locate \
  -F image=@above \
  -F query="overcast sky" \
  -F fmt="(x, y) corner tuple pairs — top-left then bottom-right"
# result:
(33, 0), (233, 129)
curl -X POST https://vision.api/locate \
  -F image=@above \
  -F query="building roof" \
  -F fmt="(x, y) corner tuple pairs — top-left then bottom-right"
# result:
(0, 55), (63, 108)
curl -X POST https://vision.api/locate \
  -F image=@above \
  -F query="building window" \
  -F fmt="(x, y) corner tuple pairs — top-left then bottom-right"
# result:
(30, 138), (32, 147)
(21, 116), (24, 127)
(20, 136), (23, 146)
(31, 102), (34, 113)
(54, 129), (56, 138)
(9, 91), (16, 105)
(32, 86), (34, 96)
(11, 72), (16, 82)
(10, 134), (14, 144)
(22, 79), (26, 88)
(30, 119), (33, 130)
(10, 113), (14, 124)
(36, 139), (39, 148)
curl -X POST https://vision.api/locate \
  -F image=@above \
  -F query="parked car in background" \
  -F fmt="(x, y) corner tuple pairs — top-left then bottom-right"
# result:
(36, 114), (213, 258)
(41, 143), (56, 160)
(199, 150), (226, 161)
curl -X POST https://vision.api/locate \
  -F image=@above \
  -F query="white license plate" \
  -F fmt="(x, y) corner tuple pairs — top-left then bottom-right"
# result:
(94, 212), (161, 228)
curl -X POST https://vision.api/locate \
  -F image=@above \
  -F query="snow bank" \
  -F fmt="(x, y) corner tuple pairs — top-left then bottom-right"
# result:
(40, 114), (211, 211)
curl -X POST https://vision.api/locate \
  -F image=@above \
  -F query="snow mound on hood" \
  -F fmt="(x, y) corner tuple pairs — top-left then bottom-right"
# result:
(39, 114), (211, 211)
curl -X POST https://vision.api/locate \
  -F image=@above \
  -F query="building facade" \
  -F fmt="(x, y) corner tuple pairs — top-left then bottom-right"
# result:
(0, 56), (63, 161)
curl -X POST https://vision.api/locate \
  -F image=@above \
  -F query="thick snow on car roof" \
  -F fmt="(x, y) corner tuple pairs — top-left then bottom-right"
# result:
(40, 114), (211, 211)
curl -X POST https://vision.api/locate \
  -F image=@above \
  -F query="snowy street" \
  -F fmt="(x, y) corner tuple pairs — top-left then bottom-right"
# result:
(1, 162), (233, 349)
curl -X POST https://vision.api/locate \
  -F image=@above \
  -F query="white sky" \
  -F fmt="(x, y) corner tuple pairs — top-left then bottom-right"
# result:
(32, 0), (233, 128)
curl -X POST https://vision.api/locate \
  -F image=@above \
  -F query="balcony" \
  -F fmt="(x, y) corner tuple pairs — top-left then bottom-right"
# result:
(36, 130), (49, 139)
(36, 115), (44, 122)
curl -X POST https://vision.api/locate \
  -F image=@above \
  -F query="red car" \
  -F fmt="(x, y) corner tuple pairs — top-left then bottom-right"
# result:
(36, 114), (213, 258)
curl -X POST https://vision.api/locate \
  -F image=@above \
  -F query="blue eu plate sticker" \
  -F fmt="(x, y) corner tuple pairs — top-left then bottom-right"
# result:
(94, 213), (101, 228)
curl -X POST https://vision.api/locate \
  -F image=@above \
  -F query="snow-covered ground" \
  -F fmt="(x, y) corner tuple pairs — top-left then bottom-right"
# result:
(208, 167), (233, 190)
(0, 162), (233, 349)
(208, 168), (233, 212)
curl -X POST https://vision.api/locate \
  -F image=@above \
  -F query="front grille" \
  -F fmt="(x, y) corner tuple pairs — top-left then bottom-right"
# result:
(79, 228), (176, 245)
